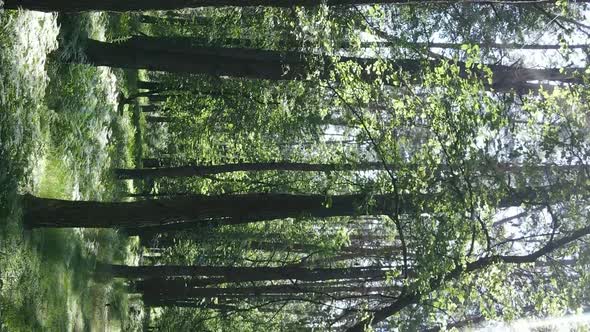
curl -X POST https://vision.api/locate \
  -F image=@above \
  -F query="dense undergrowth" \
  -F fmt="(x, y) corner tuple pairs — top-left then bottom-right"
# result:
(0, 10), (140, 331)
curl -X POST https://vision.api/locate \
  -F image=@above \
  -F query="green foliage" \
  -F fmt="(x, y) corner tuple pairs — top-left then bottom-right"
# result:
(4, 2), (590, 331)
(0, 10), (138, 331)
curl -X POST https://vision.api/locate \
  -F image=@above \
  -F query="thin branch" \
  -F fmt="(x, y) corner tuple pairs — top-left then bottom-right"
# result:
(346, 222), (590, 331)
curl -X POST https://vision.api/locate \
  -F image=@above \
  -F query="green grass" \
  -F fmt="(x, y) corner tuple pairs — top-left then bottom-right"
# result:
(123, 69), (144, 169)
(0, 10), (141, 332)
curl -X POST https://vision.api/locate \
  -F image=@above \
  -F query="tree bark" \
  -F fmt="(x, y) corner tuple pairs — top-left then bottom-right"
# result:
(114, 161), (384, 179)
(125, 192), (190, 199)
(146, 116), (174, 123)
(137, 280), (392, 297)
(142, 158), (173, 168)
(119, 157), (585, 182)
(249, 240), (401, 257)
(137, 80), (163, 91)
(139, 14), (210, 26)
(147, 95), (169, 103)
(124, 91), (167, 103)
(141, 105), (166, 113)
(357, 40), (590, 50)
(22, 192), (398, 228)
(79, 37), (582, 88)
(107, 264), (392, 281)
(22, 182), (572, 228)
(171, 36), (590, 51)
(5, 0), (582, 12)
(142, 297), (237, 310)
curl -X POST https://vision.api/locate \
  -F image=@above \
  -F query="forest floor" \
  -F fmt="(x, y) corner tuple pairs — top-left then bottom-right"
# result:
(0, 10), (142, 331)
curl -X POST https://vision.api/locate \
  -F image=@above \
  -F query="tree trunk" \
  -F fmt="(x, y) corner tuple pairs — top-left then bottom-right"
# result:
(146, 116), (174, 123)
(142, 158), (173, 168)
(5, 0), (581, 12)
(125, 92), (170, 104)
(22, 192), (398, 228)
(79, 37), (581, 88)
(247, 240), (401, 259)
(81, 38), (307, 81)
(139, 14), (192, 25)
(147, 95), (170, 103)
(137, 81), (163, 91)
(107, 264), (392, 281)
(137, 280), (394, 301)
(22, 181), (569, 228)
(163, 36), (590, 51)
(143, 297), (237, 310)
(247, 240), (329, 253)
(125, 192), (190, 199)
(114, 161), (384, 179)
(117, 180), (577, 235)
(141, 105), (165, 113)
(356, 40), (590, 51)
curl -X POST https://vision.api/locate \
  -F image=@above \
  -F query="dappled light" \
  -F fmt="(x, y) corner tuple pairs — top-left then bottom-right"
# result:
(1, 1), (590, 331)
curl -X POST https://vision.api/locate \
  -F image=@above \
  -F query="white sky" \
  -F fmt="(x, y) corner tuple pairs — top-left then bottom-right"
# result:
(474, 312), (590, 331)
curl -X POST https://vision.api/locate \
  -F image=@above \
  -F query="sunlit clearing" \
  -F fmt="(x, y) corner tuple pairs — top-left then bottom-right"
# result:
(475, 313), (590, 331)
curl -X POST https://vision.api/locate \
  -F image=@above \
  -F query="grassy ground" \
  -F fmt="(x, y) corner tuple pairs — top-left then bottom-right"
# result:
(0, 10), (141, 332)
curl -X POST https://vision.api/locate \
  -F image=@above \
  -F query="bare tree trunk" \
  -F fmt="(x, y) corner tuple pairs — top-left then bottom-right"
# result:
(142, 158), (173, 168)
(23, 181), (568, 229)
(355, 40), (590, 50)
(137, 81), (163, 91)
(22, 193), (398, 228)
(114, 161), (384, 179)
(79, 37), (581, 88)
(106, 264), (392, 281)
(146, 116), (174, 123)
(141, 105), (167, 113)
(137, 280), (395, 303)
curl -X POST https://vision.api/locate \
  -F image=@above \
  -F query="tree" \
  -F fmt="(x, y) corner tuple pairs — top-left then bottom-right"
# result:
(23, 192), (397, 228)
(114, 161), (384, 179)
(77, 37), (582, 90)
(114, 160), (588, 179)
(146, 116), (175, 124)
(24, 181), (579, 228)
(5, 0), (584, 13)
(6, 0), (590, 330)
(346, 223), (590, 331)
(138, 281), (396, 307)
(106, 264), (392, 281)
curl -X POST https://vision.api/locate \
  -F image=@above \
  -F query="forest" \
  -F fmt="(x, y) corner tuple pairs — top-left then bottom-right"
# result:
(1, 0), (590, 331)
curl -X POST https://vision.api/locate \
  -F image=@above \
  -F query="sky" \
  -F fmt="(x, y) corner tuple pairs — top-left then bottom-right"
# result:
(475, 312), (590, 331)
